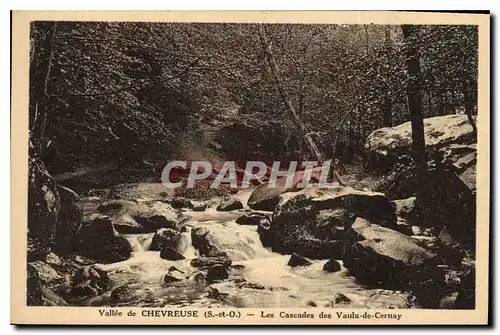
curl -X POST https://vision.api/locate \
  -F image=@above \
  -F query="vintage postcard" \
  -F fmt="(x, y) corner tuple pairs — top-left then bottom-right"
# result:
(11, 11), (490, 325)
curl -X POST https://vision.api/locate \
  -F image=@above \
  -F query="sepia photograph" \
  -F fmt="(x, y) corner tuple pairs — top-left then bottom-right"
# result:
(11, 10), (490, 325)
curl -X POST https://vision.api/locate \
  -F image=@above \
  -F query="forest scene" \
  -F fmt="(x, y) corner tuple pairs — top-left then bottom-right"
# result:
(27, 21), (477, 309)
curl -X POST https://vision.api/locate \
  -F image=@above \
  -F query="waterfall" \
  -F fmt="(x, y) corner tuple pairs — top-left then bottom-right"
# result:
(124, 233), (154, 252)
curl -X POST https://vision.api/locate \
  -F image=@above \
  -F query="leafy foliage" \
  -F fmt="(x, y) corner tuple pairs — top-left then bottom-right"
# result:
(29, 22), (478, 174)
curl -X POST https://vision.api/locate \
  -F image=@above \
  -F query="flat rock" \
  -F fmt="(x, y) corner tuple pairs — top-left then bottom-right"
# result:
(344, 221), (441, 287)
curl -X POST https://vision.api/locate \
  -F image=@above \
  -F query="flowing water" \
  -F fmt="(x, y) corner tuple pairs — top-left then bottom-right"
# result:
(81, 190), (412, 308)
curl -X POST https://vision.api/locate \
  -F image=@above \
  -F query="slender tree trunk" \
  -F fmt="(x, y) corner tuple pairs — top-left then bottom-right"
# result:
(463, 87), (478, 138)
(298, 74), (304, 163)
(445, 91), (452, 114)
(258, 25), (324, 164)
(364, 25), (370, 57)
(30, 22), (57, 154)
(402, 25), (429, 211)
(452, 90), (458, 114)
(427, 90), (434, 116)
(436, 92), (445, 116)
(382, 26), (392, 127)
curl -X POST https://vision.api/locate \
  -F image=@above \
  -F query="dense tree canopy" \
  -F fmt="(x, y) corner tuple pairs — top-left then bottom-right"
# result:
(29, 21), (478, 174)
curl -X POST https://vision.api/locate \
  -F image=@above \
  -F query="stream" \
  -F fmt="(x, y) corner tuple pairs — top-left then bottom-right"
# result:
(80, 190), (412, 309)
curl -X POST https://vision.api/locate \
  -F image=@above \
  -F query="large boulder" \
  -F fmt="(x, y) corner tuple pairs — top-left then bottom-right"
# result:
(365, 114), (475, 168)
(279, 187), (396, 228)
(247, 183), (290, 211)
(247, 166), (340, 211)
(150, 228), (188, 254)
(266, 187), (396, 259)
(246, 166), (329, 211)
(343, 218), (442, 288)
(97, 200), (181, 233)
(191, 224), (263, 261)
(76, 214), (132, 263)
(28, 141), (61, 261)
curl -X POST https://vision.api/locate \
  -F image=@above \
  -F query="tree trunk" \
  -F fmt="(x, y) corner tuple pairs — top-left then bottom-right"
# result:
(364, 25), (370, 57)
(298, 73), (304, 163)
(401, 25), (429, 211)
(382, 26), (392, 127)
(30, 22), (57, 154)
(463, 87), (478, 138)
(258, 25), (324, 163)
(427, 90), (434, 116)
(437, 93), (446, 116)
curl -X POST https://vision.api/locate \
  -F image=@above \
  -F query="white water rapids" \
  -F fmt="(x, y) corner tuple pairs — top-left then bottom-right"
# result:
(81, 190), (411, 308)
